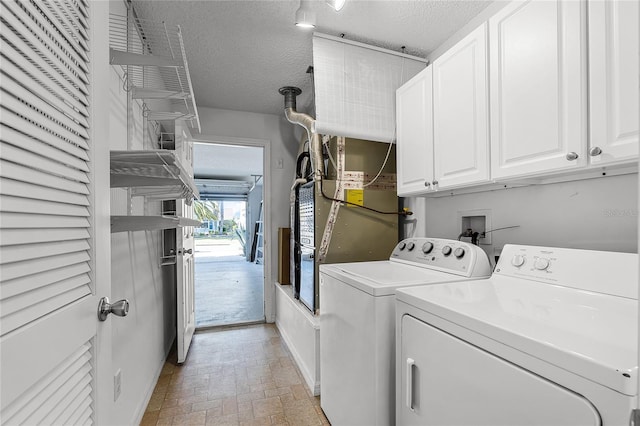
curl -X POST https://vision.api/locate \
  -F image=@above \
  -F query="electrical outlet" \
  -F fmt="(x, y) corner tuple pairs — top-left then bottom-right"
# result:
(276, 157), (284, 169)
(114, 369), (122, 401)
(457, 209), (492, 245)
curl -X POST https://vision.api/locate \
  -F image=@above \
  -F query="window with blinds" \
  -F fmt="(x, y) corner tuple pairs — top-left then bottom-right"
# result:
(0, 0), (94, 423)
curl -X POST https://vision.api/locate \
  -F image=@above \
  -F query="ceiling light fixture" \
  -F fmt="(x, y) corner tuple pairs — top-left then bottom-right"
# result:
(295, 0), (316, 28)
(326, 0), (346, 12)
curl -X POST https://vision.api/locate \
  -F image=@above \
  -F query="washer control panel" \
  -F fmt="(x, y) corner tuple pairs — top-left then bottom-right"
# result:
(390, 238), (491, 277)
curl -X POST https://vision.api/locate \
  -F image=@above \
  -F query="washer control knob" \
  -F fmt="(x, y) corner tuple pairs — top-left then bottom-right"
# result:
(534, 258), (550, 270)
(442, 245), (452, 256)
(511, 255), (526, 267)
(398, 242), (407, 251)
(454, 247), (465, 258)
(407, 242), (416, 251)
(422, 242), (434, 254)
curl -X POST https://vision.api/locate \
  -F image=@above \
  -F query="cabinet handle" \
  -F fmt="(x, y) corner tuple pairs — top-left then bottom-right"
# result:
(589, 147), (603, 156)
(424, 181), (430, 187)
(406, 358), (415, 411)
(565, 152), (579, 161)
(432, 180), (438, 186)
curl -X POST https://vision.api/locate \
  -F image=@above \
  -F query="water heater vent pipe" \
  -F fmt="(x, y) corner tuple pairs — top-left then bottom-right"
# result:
(278, 86), (323, 181)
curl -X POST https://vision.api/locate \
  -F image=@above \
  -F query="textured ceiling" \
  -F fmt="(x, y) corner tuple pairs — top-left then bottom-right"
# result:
(131, 0), (493, 187)
(131, 0), (493, 117)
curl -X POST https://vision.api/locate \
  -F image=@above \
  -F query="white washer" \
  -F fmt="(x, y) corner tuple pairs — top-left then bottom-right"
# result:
(319, 238), (491, 426)
(396, 244), (638, 426)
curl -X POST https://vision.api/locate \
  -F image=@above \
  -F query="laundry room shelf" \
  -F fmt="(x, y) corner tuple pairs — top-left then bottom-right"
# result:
(110, 150), (199, 203)
(111, 215), (202, 233)
(109, 12), (200, 132)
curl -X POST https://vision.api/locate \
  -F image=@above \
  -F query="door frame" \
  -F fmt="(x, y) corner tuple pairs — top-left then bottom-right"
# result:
(192, 135), (273, 322)
(91, 0), (113, 422)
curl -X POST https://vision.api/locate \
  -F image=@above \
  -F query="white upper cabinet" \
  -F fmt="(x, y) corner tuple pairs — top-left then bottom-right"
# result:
(489, 0), (587, 179)
(433, 23), (490, 189)
(396, 66), (434, 196)
(394, 0), (637, 197)
(588, 0), (639, 166)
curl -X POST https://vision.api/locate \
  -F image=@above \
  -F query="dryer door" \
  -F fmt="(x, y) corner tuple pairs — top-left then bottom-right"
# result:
(398, 315), (601, 426)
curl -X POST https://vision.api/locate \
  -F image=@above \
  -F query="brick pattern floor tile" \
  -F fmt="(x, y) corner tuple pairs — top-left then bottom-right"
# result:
(142, 324), (330, 425)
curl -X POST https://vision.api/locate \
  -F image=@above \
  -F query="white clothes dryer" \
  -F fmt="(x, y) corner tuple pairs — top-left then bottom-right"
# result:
(319, 238), (492, 426)
(396, 244), (638, 426)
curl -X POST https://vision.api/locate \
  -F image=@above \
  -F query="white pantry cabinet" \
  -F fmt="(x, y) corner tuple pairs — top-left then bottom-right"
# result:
(396, 66), (434, 196)
(588, 0), (639, 166)
(433, 24), (490, 189)
(489, 0), (587, 179)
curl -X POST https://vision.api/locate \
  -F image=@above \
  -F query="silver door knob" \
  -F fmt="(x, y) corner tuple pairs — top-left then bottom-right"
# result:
(565, 152), (579, 161)
(179, 248), (193, 255)
(589, 146), (602, 156)
(98, 297), (130, 321)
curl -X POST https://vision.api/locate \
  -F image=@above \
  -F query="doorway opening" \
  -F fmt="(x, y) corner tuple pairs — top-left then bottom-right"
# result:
(192, 142), (265, 328)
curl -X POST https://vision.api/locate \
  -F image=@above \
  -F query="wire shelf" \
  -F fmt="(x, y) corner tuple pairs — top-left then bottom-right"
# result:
(109, 12), (201, 132)
(111, 215), (202, 233)
(110, 150), (200, 203)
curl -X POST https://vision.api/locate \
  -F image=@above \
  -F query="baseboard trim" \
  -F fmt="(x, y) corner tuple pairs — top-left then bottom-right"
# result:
(133, 339), (175, 425)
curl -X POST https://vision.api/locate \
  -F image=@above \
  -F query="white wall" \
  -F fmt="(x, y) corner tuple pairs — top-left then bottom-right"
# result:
(194, 107), (299, 322)
(107, 2), (176, 419)
(404, 174), (638, 263)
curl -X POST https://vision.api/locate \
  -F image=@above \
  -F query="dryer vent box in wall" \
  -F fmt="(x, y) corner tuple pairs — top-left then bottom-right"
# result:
(458, 209), (492, 245)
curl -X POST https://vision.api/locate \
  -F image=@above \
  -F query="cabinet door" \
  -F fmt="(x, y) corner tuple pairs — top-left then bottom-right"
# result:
(433, 24), (489, 189)
(490, 0), (587, 179)
(588, 0), (639, 166)
(396, 66), (433, 196)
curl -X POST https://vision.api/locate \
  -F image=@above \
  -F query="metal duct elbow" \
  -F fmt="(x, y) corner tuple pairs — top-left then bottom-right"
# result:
(279, 86), (316, 138)
(279, 86), (322, 181)
(285, 108), (316, 140)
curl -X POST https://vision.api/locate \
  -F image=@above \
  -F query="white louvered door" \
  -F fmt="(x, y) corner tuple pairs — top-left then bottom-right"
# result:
(1, 0), (111, 424)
